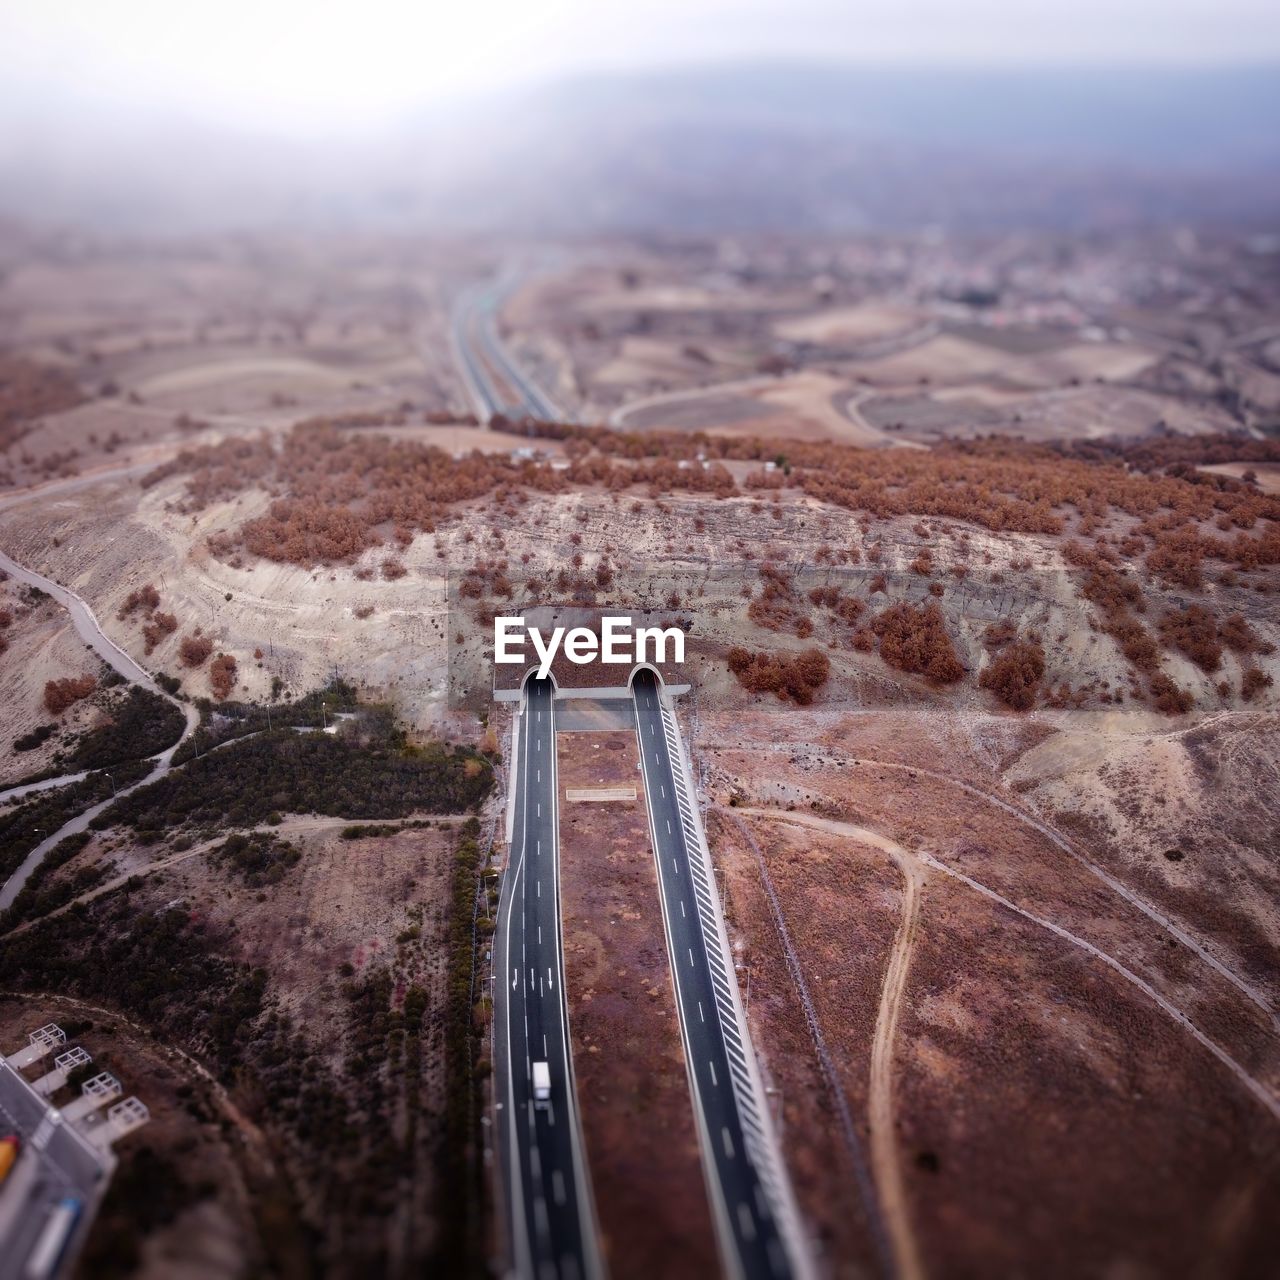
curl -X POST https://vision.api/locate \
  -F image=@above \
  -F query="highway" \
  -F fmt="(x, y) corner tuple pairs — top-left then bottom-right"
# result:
(451, 280), (564, 423)
(493, 677), (602, 1280)
(632, 670), (806, 1280)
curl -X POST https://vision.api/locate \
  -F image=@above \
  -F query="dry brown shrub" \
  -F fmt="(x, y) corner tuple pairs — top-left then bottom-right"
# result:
(44, 674), (96, 715)
(117, 583), (161, 619)
(210, 653), (237, 700)
(727, 646), (831, 705)
(180, 634), (213, 667)
(871, 601), (964, 684)
(1218, 613), (1274, 656)
(979, 639), (1046, 710)
(983, 619), (1018, 649)
(1241, 666), (1273, 702)
(142, 611), (178, 654)
(1159, 605), (1223, 673)
(1150, 672), (1194, 715)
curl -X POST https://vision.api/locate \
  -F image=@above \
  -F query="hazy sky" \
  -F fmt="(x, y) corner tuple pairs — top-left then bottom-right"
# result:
(5, 0), (1280, 133)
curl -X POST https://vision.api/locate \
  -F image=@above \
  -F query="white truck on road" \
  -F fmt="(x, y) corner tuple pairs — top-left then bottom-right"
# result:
(532, 1061), (551, 1108)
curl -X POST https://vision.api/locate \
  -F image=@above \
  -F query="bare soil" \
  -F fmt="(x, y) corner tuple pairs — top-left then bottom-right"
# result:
(556, 728), (719, 1280)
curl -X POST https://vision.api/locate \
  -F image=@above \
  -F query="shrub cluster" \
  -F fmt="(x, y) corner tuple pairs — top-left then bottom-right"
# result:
(871, 601), (965, 684)
(44, 674), (97, 714)
(99, 728), (491, 833)
(209, 653), (237, 700)
(979, 639), (1046, 710)
(727, 646), (831, 704)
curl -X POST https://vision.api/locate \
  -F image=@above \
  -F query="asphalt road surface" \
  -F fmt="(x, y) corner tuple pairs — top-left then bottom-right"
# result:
(0, 526), (198, 912)
(493, 678), (601, 1280)
(451, 282), (562, 423)
(633, 670), (794, 1280)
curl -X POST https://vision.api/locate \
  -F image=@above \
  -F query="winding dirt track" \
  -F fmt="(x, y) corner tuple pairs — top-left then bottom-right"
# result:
(717, 808), (895, 1275)
(721, 741), (1276, 1026)
(737, 808), (929, 1280)
(741, 805), (1280, 1128)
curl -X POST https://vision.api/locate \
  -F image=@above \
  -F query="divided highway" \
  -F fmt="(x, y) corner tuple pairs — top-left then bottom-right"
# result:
(493, 678), (602, 1280)
(633, 670), (808, 1280)
(451, 280), (564, 423)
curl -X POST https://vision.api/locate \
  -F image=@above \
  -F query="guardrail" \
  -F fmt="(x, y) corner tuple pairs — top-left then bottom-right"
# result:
(654, 690), (814, 1280)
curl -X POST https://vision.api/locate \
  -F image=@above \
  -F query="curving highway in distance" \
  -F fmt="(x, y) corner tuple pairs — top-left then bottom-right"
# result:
(451, 279), (565, 424)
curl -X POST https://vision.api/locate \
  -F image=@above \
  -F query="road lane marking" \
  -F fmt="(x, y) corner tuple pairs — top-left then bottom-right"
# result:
(737, 1203), (757, 1242)
(666, 819), (672, 834)
(552, 1170), (566, 1207)
(709, 1061), (718, 1086)
(698, 1001), (705, 1022)
(689, 948), (695, 967)
(722, 1126), (735, 1158)
(680, 901), (686, 917)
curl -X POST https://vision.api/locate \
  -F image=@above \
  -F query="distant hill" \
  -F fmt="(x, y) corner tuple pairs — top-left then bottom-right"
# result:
(2, 62), (1279, 233)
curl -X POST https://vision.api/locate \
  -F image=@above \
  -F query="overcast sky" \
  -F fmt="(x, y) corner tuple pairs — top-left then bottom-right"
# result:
(4, 0), (1280, 134)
